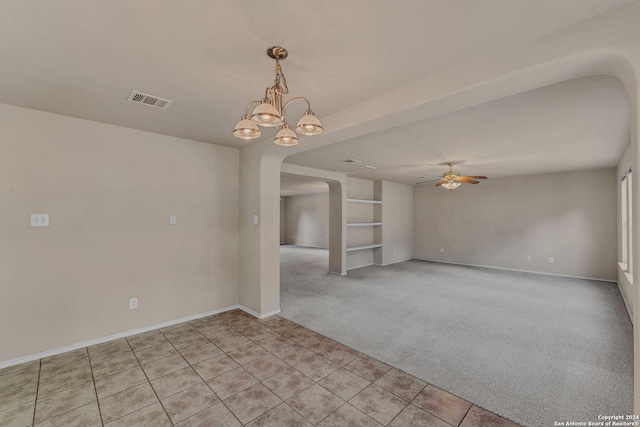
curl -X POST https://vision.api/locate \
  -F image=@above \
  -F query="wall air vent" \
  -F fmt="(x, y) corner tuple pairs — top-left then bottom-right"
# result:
(127, 91), (173, 110)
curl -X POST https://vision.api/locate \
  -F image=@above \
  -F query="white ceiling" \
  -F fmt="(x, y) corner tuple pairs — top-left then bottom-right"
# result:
(0, 0), (634, 152)
(0, 1), (634, 193)
(284, 75), (630, 184)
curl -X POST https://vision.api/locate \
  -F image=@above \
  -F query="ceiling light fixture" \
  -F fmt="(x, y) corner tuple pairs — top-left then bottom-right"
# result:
(441, 181), (462, 190)
(436, 162), (487, 190)
(233, 46), (323, 146)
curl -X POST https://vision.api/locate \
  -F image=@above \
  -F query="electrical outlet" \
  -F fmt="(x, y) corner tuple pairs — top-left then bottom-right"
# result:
(129, 298), (138, 310)
(527, 255), (532, 261)
(548, 257), (554, 263)
(169, 214), (177, 225)
(440, 248), (445, 254)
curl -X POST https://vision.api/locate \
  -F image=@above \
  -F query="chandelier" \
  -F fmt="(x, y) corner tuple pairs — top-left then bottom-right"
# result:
(233, 46), (323, 146)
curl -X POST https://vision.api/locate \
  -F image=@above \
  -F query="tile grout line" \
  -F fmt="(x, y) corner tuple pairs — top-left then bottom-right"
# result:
(316, 401), (348, 426)
(160, 322), (262, 426)
(31, 359), (42, 427)
(125, 331), (175, 425)
(29, 352), (98, 426)
(180, 319), (260, 426)
(86, 346), (105, 426)
(292, 382), (347, 426)
(404, 400), (457, 427)
(12, 311), (500, 427)
(162, 316), (262, 425)
(382, 383), (425, 427)
(196, 315), (299, 425)
(457, 403), (474, 427)
(281, 314), (496, 426)
(157, 326), (210, 424)
(217, 314), (360, 425)
(248, 322), (344, 425)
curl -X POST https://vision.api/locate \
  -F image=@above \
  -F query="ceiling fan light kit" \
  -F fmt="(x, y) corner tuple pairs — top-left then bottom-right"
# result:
(441, 181), (462, 190)
(233, 46), (323, 146)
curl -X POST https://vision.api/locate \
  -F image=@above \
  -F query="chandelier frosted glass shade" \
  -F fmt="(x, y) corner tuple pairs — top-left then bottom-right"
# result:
(232, 116), (261, 140)
(274, 124), (299, 146)
(232, 47), (323, 146)
(250, 102), (283, 127)
(441, 181), (462, 190)
(296, 112), (323, 136)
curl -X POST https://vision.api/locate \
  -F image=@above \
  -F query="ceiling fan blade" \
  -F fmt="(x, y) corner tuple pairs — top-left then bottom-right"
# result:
(457, 177), (479, 184)
(435, 179), (447, 187)
(462, 176), (488, 179)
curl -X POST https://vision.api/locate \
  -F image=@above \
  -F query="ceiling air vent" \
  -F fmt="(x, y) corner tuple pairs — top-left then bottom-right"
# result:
(341, 159), (361, 164)
(127, 91), (173, 110)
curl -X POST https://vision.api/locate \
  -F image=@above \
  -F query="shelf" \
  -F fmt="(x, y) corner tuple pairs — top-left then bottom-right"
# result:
(346, 198), (382, 204)
(346, 244), (383, 252)
(347, 222), (382, 227)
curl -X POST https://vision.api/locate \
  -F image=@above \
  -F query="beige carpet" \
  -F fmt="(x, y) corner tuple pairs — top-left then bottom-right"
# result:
(279, 245), (633, 427)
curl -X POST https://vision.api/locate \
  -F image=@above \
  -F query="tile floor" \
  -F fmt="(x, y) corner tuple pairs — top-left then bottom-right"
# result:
(0, 309), (521, 426)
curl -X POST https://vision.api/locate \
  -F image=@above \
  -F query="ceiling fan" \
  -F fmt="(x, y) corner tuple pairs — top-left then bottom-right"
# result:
(418, 162), (487, 190)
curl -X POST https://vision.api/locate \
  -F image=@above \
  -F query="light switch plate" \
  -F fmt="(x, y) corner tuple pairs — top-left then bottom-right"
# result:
(169, 214), (177, 225)
(30, 213), (49, 227)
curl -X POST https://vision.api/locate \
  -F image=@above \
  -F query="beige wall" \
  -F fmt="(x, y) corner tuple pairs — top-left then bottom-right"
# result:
(280, 197), (287, 244)
(618, 142), (635, 320)
(0, 104), (240, 363)
(378, 181), (414, 265)
(239, 148), (283, 315)
(283, 193), (329, 248)
(413, 168), (617, 281)
(280, 163), (347, 275)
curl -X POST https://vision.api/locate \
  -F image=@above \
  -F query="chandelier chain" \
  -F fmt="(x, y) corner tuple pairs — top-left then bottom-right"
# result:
(273, 60), (289, 95)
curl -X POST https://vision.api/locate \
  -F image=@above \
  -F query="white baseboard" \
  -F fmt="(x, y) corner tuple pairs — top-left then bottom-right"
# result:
(285, 243), (329, 250)
(346, 262), (374, 271)
(239, 305), (281, 319)
(376, 257), (413, 267)
(413, 258), (617, 283)
(0, 304), (280, 369)
(350, 257), (416, 271)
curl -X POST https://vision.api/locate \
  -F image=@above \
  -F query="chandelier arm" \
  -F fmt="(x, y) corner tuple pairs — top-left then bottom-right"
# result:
(282, 97), (312, 115)
(244, 100), (262, 116)
(264, 86), (274, 101)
